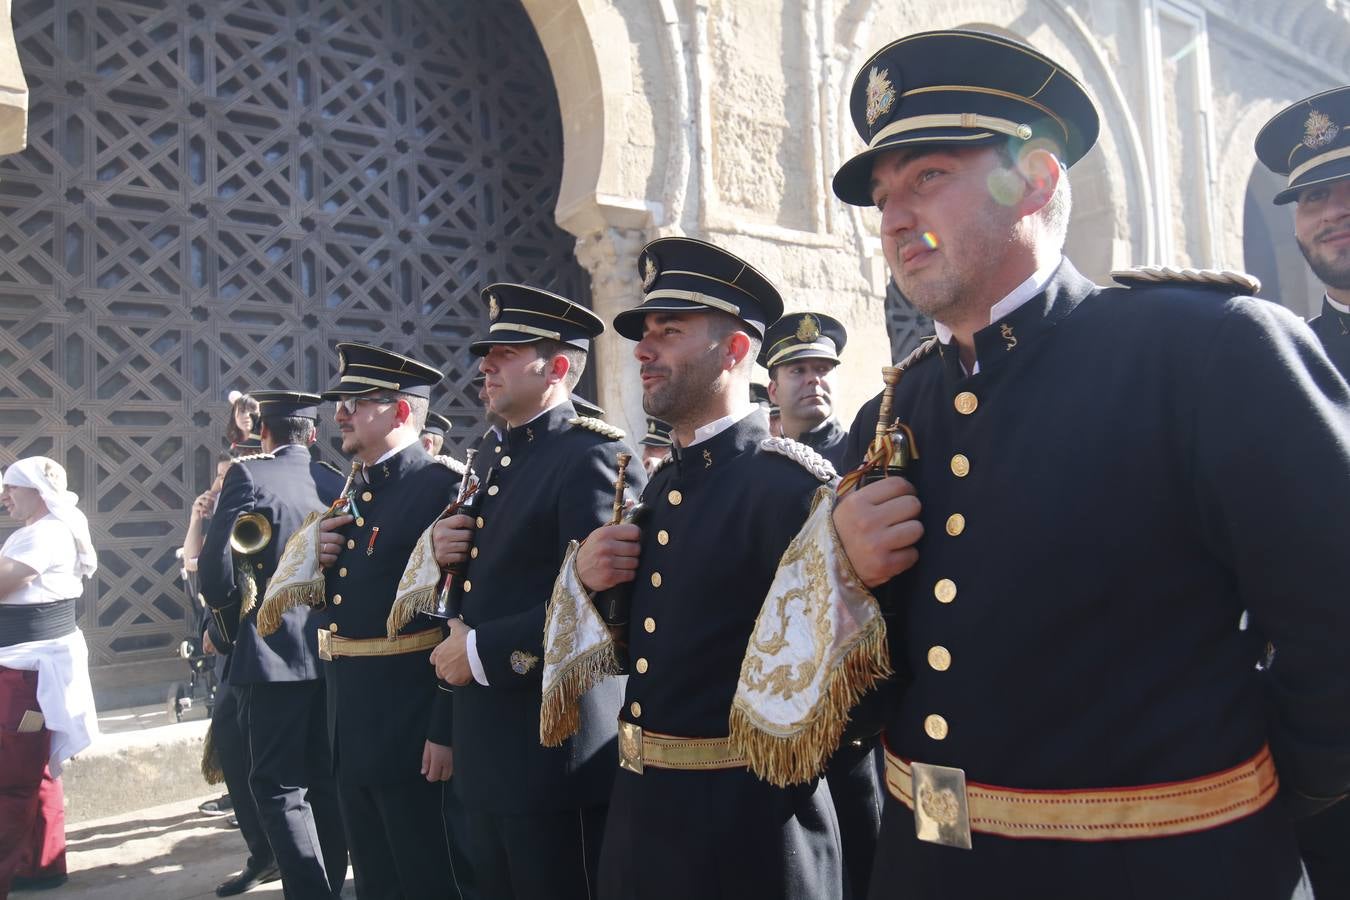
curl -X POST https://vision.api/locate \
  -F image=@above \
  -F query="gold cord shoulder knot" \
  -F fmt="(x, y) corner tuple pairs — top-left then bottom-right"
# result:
(434, 454), (468, 476)
(567, 416), (626, 441)
(759, 437), (837, 483)
(1111, 266), (1261, 296)
(230, 451), (275, 464)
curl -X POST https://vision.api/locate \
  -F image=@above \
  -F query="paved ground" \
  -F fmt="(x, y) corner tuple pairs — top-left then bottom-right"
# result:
(64, 794), (355, 900)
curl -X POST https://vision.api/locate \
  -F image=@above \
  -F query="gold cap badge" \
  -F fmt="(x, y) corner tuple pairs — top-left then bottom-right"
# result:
(1303, 109), (1338, 150)
(641, 252), (659, 291)
(796, 314), (821, 343)
(865, 66), (897, 127)
(488, 292), (500, 321)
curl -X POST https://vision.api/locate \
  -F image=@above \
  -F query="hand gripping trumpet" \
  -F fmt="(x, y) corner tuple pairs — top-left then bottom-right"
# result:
(593, 452), (643, 627)
(256, 460), (362, 636)
(430, 449), (480, 620)
(838, 338), (935, 495)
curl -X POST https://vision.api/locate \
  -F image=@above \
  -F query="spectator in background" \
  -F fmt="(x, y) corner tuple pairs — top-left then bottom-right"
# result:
(0, 457), (100, 895)
(225, 391), (262, 453)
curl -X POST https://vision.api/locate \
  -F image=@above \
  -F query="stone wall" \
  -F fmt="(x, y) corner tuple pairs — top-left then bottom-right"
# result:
(521, 0), (1350, 437)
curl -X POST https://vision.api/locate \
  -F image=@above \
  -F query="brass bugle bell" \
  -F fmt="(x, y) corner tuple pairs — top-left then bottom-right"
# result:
(230, 511), (273, 555)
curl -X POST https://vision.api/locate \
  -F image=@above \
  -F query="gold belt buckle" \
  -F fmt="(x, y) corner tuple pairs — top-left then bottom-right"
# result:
(618, 720), (644, 775)
(910, 761), (972, 849)
(317, 628), (332, 661)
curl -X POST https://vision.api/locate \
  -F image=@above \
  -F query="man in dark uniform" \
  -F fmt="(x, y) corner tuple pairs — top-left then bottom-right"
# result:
(637, 416), (673, 475)
(310, 343), (462, 900)
(426, 284), (641, 900)
(570, 393), (605, 419)
(199, 391), (348, 899)
(1256, 84), (1350, 899)
(817, 28), (1350, 899)
(566, 237), (844, 899)
(761, 312), (850, 471)
(762, 310), (876, 896)
(421, 411), (468, 476)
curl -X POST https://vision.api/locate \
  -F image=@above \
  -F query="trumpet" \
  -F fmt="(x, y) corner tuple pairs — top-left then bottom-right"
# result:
(230, 511), (273, 555)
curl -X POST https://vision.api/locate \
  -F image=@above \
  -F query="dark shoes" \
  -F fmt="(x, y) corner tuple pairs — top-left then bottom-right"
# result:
(198, 794), (234, 816)
(10, 873), (69, 891)
(215, 862), (280, 897)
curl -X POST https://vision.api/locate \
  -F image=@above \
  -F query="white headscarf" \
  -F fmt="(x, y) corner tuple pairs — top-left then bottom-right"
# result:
(3, 457), (98, 578)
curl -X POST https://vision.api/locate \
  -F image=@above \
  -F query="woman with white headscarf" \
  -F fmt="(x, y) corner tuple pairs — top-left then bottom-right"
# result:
(0, 456), (99, 894)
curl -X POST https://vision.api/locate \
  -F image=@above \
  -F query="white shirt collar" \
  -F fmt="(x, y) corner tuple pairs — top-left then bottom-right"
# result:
(1326, 294), (1350, 315)
(687, 406), (756, 447)
(933, 253), (1062, 375)
(272, 443), (307, 455)
(369, 435), (418, 468)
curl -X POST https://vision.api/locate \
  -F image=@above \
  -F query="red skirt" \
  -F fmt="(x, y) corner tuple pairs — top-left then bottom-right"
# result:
(0, 666), (66, 898)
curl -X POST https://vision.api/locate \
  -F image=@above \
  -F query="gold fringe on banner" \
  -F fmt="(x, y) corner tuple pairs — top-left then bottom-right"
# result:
(540, 541), (621, 747)
(200, 721), (224, 785)
(256, 510), (325, 636)
(386, 523), (443, 638)
(728, 486), (892, 787)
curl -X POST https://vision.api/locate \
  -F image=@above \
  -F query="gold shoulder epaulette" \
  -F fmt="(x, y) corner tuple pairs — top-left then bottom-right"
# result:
(567, 416), (625, 441)
(317, 460), (342, 476)
(435, 454), (468, 476)
(897, 335), (940, 371)
(759, 437), (837, 483)
(230, 451), (275, 464)
(650, 454), (674, 476)
(1111, 266), (1261, 295)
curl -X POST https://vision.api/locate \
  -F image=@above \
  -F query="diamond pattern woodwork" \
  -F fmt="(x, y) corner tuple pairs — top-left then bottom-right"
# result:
(0, 0), (589, 680)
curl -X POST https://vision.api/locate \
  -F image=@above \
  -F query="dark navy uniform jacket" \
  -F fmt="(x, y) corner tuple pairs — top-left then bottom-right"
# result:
(198, 445), (344, 685)
(453, 402), (642, 814)
(796, 416), (849, 470)
(1309, 297), (1350, 377)
(843, 259), (1350, 898)
(317, 442), (458, 786)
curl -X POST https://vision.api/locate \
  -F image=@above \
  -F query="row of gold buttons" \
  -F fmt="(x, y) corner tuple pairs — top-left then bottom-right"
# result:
(629, 488), (683, 722)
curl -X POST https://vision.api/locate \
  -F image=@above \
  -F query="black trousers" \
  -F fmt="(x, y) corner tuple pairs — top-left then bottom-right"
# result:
(442, 779), (480, 900)
(337, 775), (459, 900)
(462, 803), (605, 900)
(212, 684), (272, 872)
(242, 681), (348, 899)
(824, 739), (882, 900)
(1296, 796), (1350, 899)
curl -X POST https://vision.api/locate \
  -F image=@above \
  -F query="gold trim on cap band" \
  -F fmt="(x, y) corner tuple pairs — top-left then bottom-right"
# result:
(765, 342), (838, 369)
(343, 375), (402, 390)
(899, 84), (1068, 139)
(643, 289), (742, 317)
(1289, 145), (1350, 187)
(869, 113), (1033, 149)
(488, 322), (562, 341)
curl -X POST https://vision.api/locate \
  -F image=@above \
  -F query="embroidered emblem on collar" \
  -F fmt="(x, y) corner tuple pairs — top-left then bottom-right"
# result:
(488, 292), (501, 321)
(1303, 109), (1338, 150)
(703, 449), (712, 468)
(526, 426), (534, 442)
(865, 66), (897, 128)
(796, 314), (821, 343)
(510, 650), (539, 675)
(641, 252), (659, 291)
(1000, 322), (1018, 351)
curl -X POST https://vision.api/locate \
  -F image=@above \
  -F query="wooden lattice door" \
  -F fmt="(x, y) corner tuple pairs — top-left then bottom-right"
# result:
(0, 0), (590, 693)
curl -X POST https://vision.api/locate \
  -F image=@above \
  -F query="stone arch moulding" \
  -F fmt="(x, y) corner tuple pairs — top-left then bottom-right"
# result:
(1214, 96), (1295, 273)
(834, 0), (1154, 275)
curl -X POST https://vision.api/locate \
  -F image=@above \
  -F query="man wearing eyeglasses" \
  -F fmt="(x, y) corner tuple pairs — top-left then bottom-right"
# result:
(312, 343), (465, 900)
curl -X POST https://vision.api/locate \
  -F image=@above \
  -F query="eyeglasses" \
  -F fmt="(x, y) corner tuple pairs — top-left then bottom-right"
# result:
(334, 396), (400, 416)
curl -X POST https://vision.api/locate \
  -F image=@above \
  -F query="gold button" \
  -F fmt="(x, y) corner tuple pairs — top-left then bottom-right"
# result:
(361, 491), (373, 502)
(328, 623), (339, 633)
(950, 454), (970, 478)
(470, 547), (478, 559)
(463, 580), (472, 592)
(494, 445), (501, 453)
(487, 485), (499, 496)
(945, 513), (965, 536)
(954, 392), (978, 415)
(355, 517), (365, 527)
(924, 714), (948, 740)
(333, 594), (343, 606)
(643, 617), (656, 634)
(650, 572), (662, 588)
(635, 658), (649, 674)
(255, 562), (264, 570)
(657, 529), (669, 546)
(927, 646), (951, 671)
(934, 579), (956, 604)
(500, 455), (512, 467)
(338, 567), (347, 577)
(667, 489), (682, 506)
(476, 516), (484, 529)
(346, 539), (356, 550)
(630, 701), (642, 718)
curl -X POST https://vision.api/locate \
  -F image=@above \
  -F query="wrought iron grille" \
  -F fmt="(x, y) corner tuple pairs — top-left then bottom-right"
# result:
(0, 0), (590, 685)
(884, 280), (933, 363)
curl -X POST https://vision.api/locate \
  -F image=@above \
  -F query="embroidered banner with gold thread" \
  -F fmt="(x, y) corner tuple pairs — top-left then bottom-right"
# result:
(540, 540), (620, 747)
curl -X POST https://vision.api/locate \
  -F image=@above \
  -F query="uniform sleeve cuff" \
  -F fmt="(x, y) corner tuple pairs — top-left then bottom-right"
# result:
(466, 627), (489, 686)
